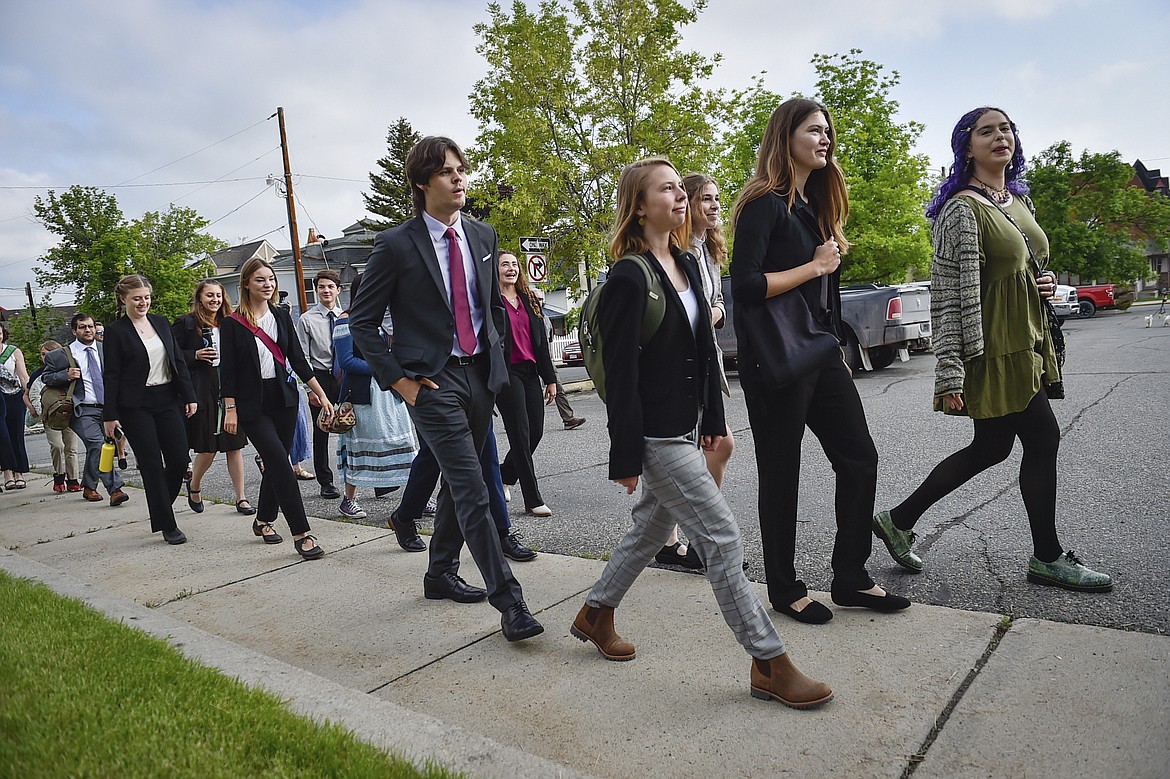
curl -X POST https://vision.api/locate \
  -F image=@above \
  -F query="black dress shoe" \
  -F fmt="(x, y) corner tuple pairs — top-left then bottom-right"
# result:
(319, 485), (341, 499)
(373, 486), (400, 497)
(831, 589), (911, 612)
(500, 601), (544, 642)
(500, 531), (537, 562)
(424, 572), (487, 603)
(773, 599), (834, 624)
(388, 511), (427, 552)
(162, 528), (187, 545)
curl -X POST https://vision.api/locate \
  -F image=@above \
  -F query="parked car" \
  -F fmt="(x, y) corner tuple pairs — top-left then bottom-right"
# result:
(1050, 284), (1079, 319)
(1075, 284), (1115, 318)
(716, 277), (932, 373)
(562, 340), (583, 366)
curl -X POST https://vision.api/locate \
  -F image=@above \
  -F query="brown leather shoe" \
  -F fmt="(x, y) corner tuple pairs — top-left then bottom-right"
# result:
(750, 653), (833, 709)
(109, 489), (129, 507)
(82, 487), (103, 502)
(570, 603), (635, 661)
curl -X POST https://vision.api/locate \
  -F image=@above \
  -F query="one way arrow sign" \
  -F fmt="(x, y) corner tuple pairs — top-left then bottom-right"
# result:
(520, 236), (550, 252)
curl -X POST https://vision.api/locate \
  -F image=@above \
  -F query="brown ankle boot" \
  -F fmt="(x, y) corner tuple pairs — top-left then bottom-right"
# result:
(750, 653), (833, 709)
(570, 603), (636, 661)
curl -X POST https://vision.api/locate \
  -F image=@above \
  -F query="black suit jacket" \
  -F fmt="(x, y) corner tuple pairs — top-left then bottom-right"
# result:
(171, 313), (221, 409)
(599, 247), (725, 480)
(219, 306), (314, 422)
(504, 294), (558, 385)
(101, 313), (196, 421)
(349, 214), (509, 395)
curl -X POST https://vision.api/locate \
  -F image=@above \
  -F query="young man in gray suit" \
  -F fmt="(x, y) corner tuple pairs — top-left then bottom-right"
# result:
(41, 313), (128, 506)
(349, 136), (542, 642)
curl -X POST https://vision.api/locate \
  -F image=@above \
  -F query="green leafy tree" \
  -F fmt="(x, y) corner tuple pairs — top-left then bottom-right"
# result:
(5, 302), (70, 373)
(812, 50), (932, 283)
(715, 74), (783, 210)
(1029, 142), (1170, 283)
(470, 0), (726, 291)
(363, 117), (422, 231)
(32, 185), (222, 324)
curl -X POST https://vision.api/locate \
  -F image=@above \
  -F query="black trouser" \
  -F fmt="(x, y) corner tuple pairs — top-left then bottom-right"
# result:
(244, 379), (311, 536)
(891, 388), (1062, 561)
(309, 368), (340, 488)
(741, 358), (877, 607)
(119, 384), (190, 533)
(407, 356), (522, 613)
(496, 360), (546, 510)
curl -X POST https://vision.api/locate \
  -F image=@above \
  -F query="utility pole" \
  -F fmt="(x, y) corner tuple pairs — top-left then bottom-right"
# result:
(275, 107), (308, 312)
(24, 282), (36, 324)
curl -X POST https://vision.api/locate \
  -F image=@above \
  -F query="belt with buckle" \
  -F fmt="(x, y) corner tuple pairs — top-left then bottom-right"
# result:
(448, 353), (484, 367)
(78, 402), (104, 408)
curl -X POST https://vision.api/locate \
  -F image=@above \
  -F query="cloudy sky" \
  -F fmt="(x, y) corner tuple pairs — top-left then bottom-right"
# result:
(2, 0), (1167, 311)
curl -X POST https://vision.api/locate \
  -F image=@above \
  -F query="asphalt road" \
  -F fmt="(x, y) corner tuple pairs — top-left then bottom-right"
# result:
(23, 307), (1168, 634)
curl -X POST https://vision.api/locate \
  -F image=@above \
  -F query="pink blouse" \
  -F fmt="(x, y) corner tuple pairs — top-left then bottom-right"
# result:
(504, 295), (537, 365)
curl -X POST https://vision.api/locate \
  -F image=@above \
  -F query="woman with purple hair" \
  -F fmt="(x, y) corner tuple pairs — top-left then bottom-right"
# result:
(872, 107), (1112, 592)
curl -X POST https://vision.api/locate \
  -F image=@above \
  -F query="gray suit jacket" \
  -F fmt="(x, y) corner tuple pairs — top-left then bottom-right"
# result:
(41, 342), (102, 403)
(349, 214), (508, 395)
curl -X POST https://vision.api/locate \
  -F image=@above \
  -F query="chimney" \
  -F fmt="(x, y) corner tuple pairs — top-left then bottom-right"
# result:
(307, 228), (319, 244)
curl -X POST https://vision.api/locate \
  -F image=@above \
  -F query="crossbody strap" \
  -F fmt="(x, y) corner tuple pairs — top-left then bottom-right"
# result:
(229, 312), (288, 368)
(967, 187), (1045, 278)
(0, 345), (15, 364)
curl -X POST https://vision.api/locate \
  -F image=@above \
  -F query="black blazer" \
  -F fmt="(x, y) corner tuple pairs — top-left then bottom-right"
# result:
(348, 215), (509, 395)
(599, 247), (725, 480)
(503, 293), (558, 385)
(219, 306), (314, 422)
(101, 313), (196, 421)
(171, 313), (221, 409)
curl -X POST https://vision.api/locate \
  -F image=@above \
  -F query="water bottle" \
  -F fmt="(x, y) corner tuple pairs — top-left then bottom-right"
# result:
(99, 437), (116, 473)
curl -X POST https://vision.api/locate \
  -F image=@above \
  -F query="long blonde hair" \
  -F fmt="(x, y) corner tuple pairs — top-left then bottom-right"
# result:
(731, 98), (850, 251)
(114, 274), (152, 315)
(237, 257), (279, 327)
(682, 173), (728, 267)
(609, 157), (691, 261)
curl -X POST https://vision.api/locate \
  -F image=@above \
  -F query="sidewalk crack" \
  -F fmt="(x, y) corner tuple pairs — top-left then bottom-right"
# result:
(900, 616), (1012, 777)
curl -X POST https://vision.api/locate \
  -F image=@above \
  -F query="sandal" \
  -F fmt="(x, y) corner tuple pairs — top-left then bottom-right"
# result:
(187, 488), (204, 513)
(294, 533), (324, 559)
(252, 519), (283, 544)
(13, 478), (26, 490)
(4, 480), (15, 490)
(236, 499), (257, 515)
(293, 467), (316, 481)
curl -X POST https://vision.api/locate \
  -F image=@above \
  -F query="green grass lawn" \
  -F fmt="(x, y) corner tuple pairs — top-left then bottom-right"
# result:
(0, 570), (462, 778)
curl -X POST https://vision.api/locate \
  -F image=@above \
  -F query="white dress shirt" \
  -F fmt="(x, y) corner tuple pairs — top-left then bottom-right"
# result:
(422, 210), (485, 356)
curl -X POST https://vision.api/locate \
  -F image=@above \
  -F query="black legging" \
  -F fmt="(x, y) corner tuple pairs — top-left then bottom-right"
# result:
(496, 360), (547, 510)
(890, 388), (1062, 562)
(243, 379), (310, 536)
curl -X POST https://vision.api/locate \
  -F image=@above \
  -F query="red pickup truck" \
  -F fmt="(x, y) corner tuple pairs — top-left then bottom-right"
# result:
(1075, 285), (1115, 318)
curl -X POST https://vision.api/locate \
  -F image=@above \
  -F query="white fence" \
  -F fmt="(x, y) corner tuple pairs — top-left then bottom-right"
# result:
(550, 333), (575, 366)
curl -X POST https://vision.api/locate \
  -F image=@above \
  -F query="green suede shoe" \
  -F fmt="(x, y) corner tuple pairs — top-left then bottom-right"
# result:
(1027, 551), (1113, 592)
(872, 510), (923, 572)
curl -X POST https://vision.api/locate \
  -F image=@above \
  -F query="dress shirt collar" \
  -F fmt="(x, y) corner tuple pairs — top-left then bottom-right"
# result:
(422, 209), (468, 248)
(309, 301), (342, 318)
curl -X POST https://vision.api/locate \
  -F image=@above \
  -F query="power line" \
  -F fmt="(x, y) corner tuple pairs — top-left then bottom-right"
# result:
(113, 116), (272, 187)
(174, 146), (281, 204)
(0, 177), (268, 190)
(205, 185), (274, 228)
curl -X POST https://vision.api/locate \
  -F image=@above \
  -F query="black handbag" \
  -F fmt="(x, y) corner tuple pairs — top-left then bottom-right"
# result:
(742, 290), (840, 389)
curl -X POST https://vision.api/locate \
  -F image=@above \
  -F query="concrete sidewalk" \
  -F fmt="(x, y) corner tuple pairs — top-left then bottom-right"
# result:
(2, 481), (1167, 778)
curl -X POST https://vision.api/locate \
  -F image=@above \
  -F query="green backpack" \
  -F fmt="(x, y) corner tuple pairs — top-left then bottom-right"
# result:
(578, 253), (667, 403)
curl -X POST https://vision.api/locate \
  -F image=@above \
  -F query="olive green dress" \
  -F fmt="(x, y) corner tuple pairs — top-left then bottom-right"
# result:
(961, 195), (1061, 419)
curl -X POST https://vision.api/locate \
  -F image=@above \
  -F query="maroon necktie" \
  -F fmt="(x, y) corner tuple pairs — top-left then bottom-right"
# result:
(445, 227), (477, 354)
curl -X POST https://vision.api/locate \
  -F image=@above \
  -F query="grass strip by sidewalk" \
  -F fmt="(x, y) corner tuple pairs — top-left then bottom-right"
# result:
(0, 570), (461, 778)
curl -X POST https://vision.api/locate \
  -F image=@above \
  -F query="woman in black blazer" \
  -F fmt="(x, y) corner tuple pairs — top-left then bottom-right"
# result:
(495, 251), (558, 516)
(220, 257), (334, 560)
(102, 275), (197, 545)
(172, 281), (254, 516)
(569, 157), (831, 709)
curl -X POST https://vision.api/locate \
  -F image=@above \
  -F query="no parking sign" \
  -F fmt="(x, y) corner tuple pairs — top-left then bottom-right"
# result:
(526, 253), (547, 282)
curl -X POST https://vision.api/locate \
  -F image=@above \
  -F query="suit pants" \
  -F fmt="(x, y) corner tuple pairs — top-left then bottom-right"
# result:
(119, 384), (189, 532)
(397, 420), (511, 534)
(309, 368), (340, 488)
(406, 358), (522, 612)
(244, 379), (311, 536)
(71, 406), (125, 494)
(586, 433), (785, 660)
(741, 358), (877, 607)
(496, 360), (546, 510)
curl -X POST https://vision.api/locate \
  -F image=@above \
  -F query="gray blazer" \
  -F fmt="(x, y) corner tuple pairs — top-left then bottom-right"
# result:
(42, 342), (102, 403)
(349, 214), (509, 395)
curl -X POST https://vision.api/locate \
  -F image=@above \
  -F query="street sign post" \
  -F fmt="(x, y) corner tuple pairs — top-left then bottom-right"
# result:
(526, 254), (547, 282)
(520, 236), (550, 253)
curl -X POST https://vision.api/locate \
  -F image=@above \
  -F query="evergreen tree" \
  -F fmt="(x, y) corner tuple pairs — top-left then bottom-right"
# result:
(363, 117), (422, 231)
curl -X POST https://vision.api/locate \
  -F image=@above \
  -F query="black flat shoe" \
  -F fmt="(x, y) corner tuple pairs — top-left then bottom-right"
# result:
(294, 534), (324, 559)
(187, 488), (204, 513)
(831, 590), (911, 612)
(162, 528), (187, 545)
(773, 599), (834, 624)
(236, 499), (257, 515)
(654, 542), (705, 570)
(253, 520), (282, 544)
